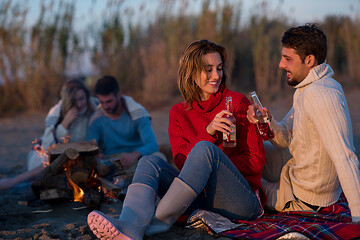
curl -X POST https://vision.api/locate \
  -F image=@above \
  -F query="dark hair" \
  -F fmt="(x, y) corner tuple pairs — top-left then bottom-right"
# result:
(95, 75), (120, 95)
(178, 39), (228, 108)
(281, 24), (327, 64)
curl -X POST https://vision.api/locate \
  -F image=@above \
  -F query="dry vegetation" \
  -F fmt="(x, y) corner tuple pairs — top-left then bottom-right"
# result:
(0, 0), (359, 115)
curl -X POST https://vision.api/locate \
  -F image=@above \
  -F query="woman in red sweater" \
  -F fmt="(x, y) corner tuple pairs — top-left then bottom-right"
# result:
(88, 40), (266, 240)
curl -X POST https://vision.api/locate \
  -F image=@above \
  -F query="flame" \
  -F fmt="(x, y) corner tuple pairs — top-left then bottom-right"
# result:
(31, 139), (49, 167)
(39, 149), (49, 167)
(64, 165), (101, 202)
(114, 177), (119, 185)
(64, 161), (85, 202)
(89, 171), (102, 193)
(87, 170), (100, 190)
(61, 135), (70, 144)
(54, 153), (103, 203)
(68, 177), (84, 202)
(102, 186), (117, 199)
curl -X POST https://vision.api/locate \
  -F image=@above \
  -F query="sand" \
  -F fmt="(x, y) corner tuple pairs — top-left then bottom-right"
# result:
(0, 89), (359, 239)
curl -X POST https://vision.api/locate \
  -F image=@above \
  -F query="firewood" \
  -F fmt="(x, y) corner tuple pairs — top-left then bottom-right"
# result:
(31, 143), (103, 203)
(83, 188), (103, 210)
(31, 149), (78, 198)
(96, 176), (121, 192)
(70, 170), (90, 188)
(94, 159), (109, 177)
(40, 188), (72, 200)
(44, 148), (79, 177)
(31, 174), (68, 198)
(48, 141), (98, 162)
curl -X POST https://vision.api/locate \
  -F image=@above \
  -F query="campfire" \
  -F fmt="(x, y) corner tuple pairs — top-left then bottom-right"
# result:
(31, 141), (121, 210)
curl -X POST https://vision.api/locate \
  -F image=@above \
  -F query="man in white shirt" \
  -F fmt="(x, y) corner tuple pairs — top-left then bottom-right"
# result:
(247, 24), (360, 222)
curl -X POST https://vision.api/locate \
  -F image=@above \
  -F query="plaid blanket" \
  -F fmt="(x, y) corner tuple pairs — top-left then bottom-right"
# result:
(216, 195), (360, 240)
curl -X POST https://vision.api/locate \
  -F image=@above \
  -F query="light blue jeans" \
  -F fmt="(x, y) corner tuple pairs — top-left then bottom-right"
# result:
(132, 141), (262, 220)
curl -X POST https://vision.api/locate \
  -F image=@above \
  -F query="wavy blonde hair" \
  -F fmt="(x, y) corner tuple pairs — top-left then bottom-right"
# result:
(57, 79), (94, 126)
(178, 39), (228, 109)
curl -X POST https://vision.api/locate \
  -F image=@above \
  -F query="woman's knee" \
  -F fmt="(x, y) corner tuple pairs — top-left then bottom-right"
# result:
(186, 141), (222, 167)
(138, 155), (165, 168)
(133, 155), (167, 186)
(191, 141), (219, 156)
(135, 155), (166, 177)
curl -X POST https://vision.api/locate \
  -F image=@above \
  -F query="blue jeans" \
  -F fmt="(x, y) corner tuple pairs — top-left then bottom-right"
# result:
(132, 141), (262, 220)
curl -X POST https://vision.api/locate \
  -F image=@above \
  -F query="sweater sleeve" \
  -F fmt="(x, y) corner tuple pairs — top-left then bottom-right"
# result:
(269, 107), (294, 149)
(85, 118), (101, 143)
(44, 101), (61, 128)
(55, 124), (69, 142)
(169, 106), (217, 170)
(304, 86), (360, 221)
(133, 116), (159, 156)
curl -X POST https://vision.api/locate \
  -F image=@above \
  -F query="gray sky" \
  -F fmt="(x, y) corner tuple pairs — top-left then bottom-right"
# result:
(27, 0), (360, 30)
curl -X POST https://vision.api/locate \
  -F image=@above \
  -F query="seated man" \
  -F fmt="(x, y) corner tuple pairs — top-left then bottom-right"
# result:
(247, 24), (360, 222)
(86, 75), (160, 186)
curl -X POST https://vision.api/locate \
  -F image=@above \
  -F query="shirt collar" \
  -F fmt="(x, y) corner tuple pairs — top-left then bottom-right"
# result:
(295, 61), (334, 89)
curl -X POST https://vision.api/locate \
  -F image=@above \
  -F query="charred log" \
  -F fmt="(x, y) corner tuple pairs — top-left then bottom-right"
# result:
(83, 188), (103, 210)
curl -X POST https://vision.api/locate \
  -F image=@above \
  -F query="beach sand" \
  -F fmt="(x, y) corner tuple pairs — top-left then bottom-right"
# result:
(0, 89), (359, 239)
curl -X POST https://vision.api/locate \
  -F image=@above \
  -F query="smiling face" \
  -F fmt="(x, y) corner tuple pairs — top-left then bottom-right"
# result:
(195, 52), (223, 101)
(279, 47), (312, 86)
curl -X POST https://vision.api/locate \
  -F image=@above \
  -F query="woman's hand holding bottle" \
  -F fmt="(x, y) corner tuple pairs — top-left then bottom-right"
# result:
(206, 110), (235, 136)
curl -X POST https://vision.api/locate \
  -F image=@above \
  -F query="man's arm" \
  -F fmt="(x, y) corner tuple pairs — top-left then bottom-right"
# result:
(117, 116), (158, 169)
(247, 104), (294, 149)
(134, 116), (159, 156)
(85, 117), (101, 146)
(269, 107), (294, 149)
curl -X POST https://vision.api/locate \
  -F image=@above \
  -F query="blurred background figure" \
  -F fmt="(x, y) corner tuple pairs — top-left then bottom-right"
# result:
(0, 78), (98, 191)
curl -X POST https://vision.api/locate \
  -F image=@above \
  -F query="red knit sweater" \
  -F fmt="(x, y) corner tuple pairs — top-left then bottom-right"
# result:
(169, 85), (266, 205)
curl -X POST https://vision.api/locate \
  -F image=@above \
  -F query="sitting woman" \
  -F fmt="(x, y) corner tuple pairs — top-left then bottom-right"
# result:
(87, 39), (266, 240)
(0, 78), (97, 190)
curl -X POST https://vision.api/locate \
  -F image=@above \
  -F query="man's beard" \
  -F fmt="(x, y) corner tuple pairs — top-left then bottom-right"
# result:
(286, 71), (301, 87)
(287, 78), (300, 86)
(104, 99), (119, 115)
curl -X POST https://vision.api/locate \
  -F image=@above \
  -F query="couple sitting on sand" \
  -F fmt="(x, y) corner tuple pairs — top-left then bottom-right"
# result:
(0, 76), (161, 192)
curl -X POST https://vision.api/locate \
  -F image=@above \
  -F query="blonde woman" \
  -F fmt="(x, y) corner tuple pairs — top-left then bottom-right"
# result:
(0, 78), (97, 190)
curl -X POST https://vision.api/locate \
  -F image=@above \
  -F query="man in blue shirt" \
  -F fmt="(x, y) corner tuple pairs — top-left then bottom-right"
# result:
(86, 75), (159, 181)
